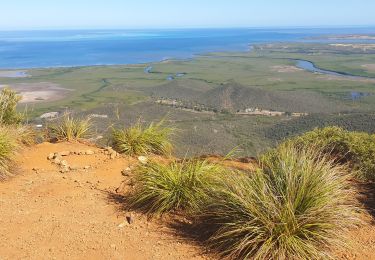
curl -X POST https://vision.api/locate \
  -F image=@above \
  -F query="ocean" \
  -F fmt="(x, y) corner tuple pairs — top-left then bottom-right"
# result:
(0, 27), (374, 69)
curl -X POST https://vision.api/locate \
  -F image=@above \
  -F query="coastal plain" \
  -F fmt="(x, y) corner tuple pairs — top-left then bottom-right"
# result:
(1, 43), (375, 156)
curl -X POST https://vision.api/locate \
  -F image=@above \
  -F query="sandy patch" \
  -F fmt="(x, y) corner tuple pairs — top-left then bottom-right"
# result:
(0, 142), (207, 260)
(330, 44), (375, 51)
(271, 65), (303, 73)
(317, 75), (375, 83)
(362, 64), (375, 72)
(0, 70), (30, 78)
(0, 82), (72, 103)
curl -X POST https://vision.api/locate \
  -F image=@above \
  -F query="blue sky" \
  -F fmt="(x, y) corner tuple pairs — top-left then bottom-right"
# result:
(1, 0), (375, 30)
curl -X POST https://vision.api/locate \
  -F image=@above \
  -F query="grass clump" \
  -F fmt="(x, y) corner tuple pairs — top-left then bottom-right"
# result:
(48, 113), (92, 141)
(289, 126), (375, 182)
(0, 127), (18, 179)
(111, 120), (174, 156)
(199, 143), (359, 259)
(128, 159), (225, 216)
(0, 87), (23, 125)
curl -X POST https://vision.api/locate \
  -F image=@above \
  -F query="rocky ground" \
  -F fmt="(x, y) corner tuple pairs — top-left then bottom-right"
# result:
(0, 141), (374, 259)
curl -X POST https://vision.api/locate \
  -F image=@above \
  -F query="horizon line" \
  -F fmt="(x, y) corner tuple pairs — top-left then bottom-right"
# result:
(0, 25), (375, 32)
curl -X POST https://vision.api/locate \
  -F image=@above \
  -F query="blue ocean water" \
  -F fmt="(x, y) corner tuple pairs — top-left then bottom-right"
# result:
(0, 28), (374, 69)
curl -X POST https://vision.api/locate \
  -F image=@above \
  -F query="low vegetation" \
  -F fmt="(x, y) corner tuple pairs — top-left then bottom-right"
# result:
(198, 143), (359, 259)
(128, 159), (225, 215)
(0, 87), (23, 125)
(288, 126), (375, 182)
(47, 113), (92, 141)
(0, 127), (18, 179)
(111, 120), (174, 156)
(0, 88), (36, 179)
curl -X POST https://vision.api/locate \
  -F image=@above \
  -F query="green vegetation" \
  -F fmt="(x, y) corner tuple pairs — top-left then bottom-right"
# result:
(128, 159), (225, 215)
(0, 126), (18, 179)
(111, 120), (174, 156)
(0, 88), (23, 125)
(287, 126), (375, 182)
(265, 113), (375, 141)
(47, 113), (92, 141)
(2, 42), (374, 156)
(199, 143), (359, 259)
(0, 88), (36, 179)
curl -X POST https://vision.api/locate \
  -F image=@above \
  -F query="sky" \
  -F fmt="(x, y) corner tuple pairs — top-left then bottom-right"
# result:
(1, 0), (374, 30)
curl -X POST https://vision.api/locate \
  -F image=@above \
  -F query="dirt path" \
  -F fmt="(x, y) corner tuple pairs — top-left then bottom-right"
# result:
(0, 142), (374, 259)
(0, 142), (207, 260)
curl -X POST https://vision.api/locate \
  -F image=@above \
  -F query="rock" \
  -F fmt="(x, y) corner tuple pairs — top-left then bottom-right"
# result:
(58, 151), (71, 156)
(118, 221), (128, 228)
(69, 166), (78, 171)
(47, 153), (55, 160)
(60, 166), (69, 173)
(86, 150), (95, 155)
(110, 153), (117, 159)
(126, 215), (134, 224)
(121, 167), (131, 176)
(83, 166), (90, 170)
(138, 156), (148, 164)
(60, 160), (69, 167)
(53, 157), (61, 164)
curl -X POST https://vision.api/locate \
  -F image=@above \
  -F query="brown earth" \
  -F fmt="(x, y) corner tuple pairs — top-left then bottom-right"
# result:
(0, 142), (374, 259)
(362, 64), (375, 72)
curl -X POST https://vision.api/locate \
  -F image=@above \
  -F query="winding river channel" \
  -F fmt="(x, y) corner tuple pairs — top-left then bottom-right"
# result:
(295, 59), (374, 80)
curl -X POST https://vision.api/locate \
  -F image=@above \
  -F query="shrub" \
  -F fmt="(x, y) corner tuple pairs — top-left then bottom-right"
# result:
(12, 125), (36, 146)
(128, 159), (225, 215)
(199, 143), (359, 259)
(0, 87), (23, 125)
(0, 127), (18, 179)
(111, 120), (174, 156)
(48, 113), (92, 141)
(289, 126), (375, 182)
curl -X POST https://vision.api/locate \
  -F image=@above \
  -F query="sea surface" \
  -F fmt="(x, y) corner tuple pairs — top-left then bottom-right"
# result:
(0, 28), (374, 69)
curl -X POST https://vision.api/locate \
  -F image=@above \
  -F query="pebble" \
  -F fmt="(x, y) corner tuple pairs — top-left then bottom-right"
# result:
(53, 157), (61, 164)
(47, 153), (55, 160)
(60, 160), (69, 167)
(121, 168), (131, 176)
(58, 151), (71, 156)
(138, 156), (148, 164)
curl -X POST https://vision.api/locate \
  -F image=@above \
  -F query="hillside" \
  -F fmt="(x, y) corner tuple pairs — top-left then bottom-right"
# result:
(0, 141), (374, 259)
(0, 142), (206, 259)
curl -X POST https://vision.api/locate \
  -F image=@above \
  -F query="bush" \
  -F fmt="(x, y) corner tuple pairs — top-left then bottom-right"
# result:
(111, 120), (174, 156)
(199, 143), (359, 259)
(0, 124), (36, 179)
(128, 159), (225, 215)
(0, 87), (23, 125)
(12, 125), (36, 146)
(48, 113), (92, 141)
(288, 126), (375, 182)
(0, 127), (18, 179)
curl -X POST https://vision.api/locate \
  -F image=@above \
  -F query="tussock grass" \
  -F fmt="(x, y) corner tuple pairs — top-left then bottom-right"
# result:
(12, 125), (36, 146)
(289, 126), (375, 182)
(0, 127), (18, 179)
(48, 113), (92, 141)
(199, 143), (360, 259)
(111, 120), (174, 156)
(0, 87), (23, 125)
(128, 159), (225, 215)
